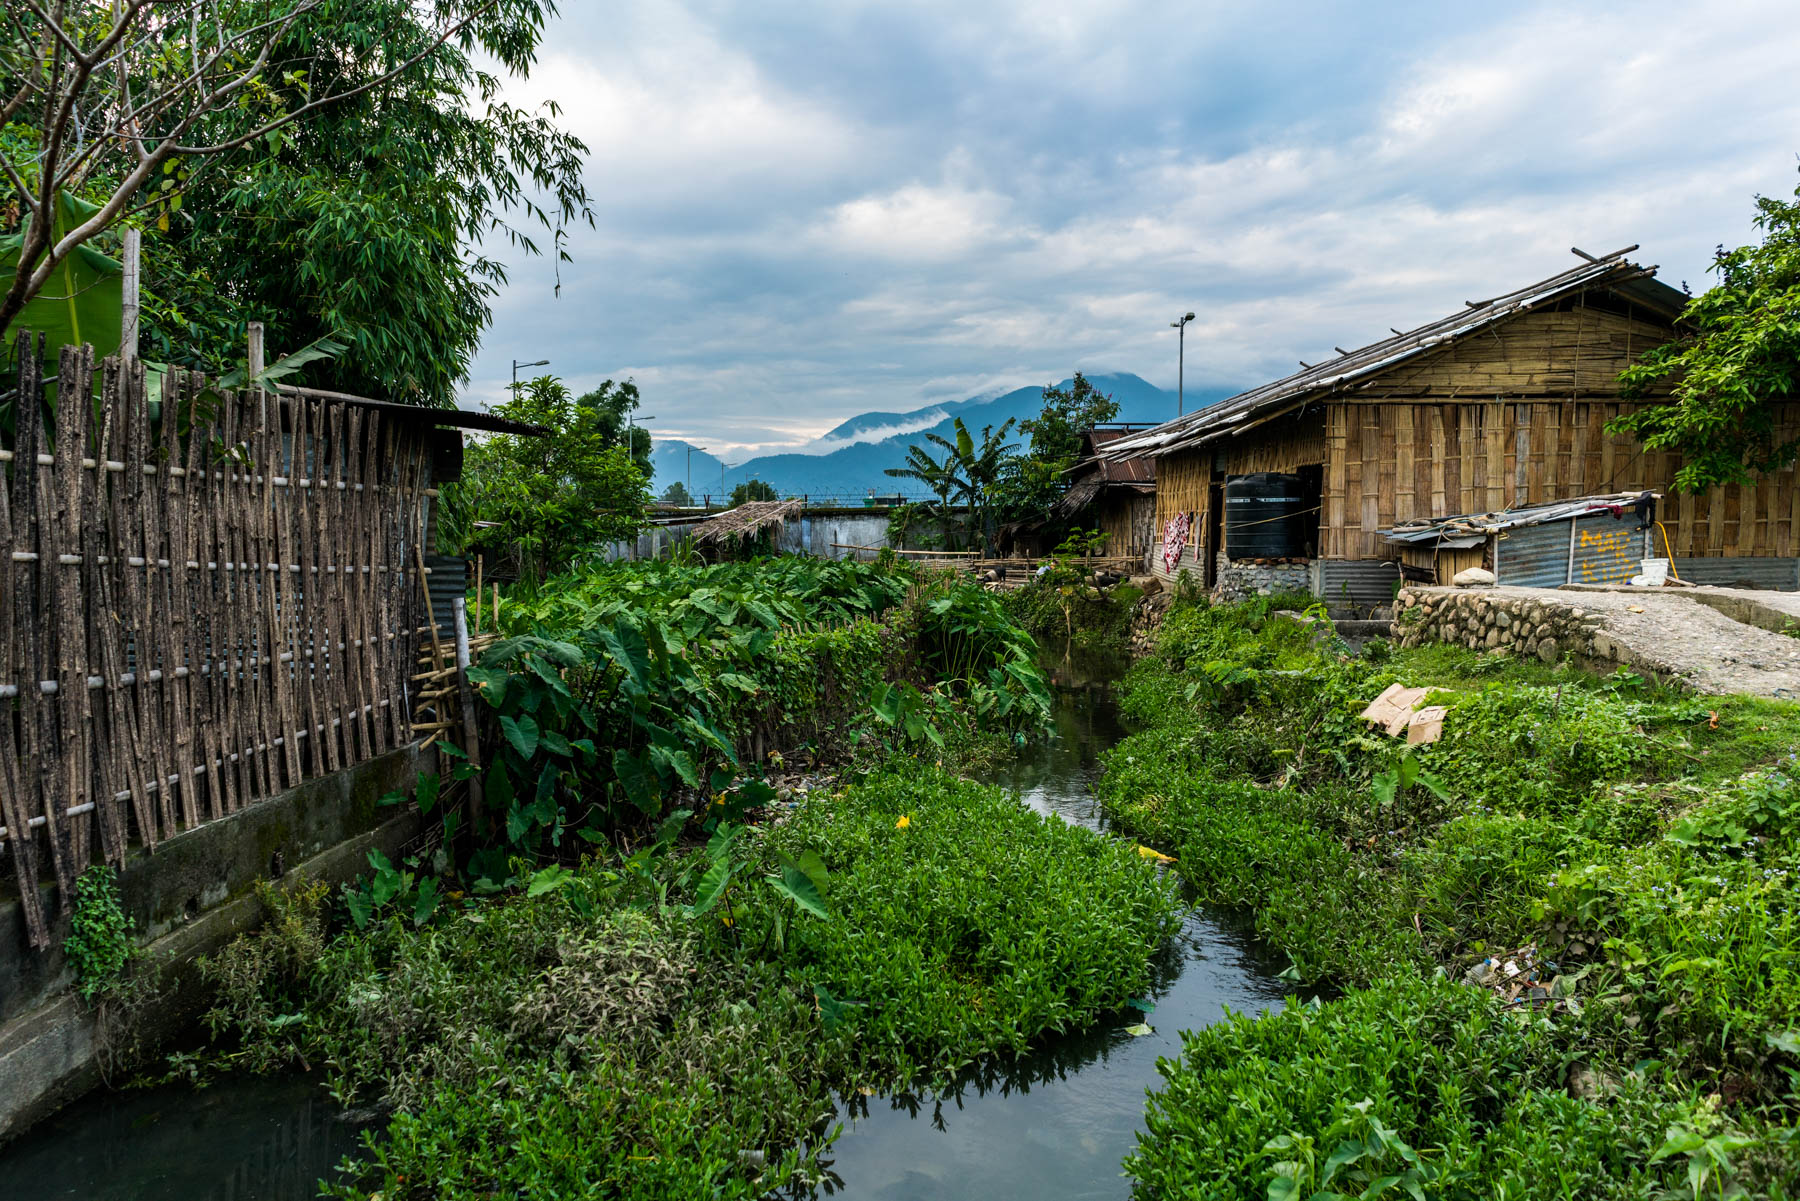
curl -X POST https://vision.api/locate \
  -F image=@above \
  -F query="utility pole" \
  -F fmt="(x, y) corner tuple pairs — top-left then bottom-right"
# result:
(1170, 311), (1195, 416)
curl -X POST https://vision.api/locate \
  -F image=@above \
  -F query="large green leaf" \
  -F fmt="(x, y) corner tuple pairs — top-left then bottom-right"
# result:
(499, 713), (540, 759)
(767, 868), (830, 921)
(613, 749), (662, 814)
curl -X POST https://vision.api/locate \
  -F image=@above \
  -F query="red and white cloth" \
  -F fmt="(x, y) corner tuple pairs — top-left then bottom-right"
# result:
(1160, 512), (1191, 574)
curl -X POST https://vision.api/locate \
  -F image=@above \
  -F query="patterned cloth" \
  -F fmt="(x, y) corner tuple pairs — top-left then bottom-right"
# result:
(1160, 512), (1192, 574)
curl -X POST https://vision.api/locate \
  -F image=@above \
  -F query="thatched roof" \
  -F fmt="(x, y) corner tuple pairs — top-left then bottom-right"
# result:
(690, 498), (803, 546)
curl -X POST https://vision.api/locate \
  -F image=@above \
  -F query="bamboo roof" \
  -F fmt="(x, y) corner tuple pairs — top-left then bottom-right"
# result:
(1103, 248), (1686, 462)
(690, 498), (803, 545)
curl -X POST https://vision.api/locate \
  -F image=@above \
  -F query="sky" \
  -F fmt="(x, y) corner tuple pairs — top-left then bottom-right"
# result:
(460, 0), (1800, 461)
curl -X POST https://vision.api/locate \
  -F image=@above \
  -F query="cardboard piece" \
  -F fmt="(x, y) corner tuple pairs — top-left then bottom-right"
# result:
(1361, 682), (1449, 743)
(1406, 705), (1449, 745)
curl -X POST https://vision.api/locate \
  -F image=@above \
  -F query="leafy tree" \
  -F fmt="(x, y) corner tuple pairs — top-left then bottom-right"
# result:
(3, 1), (590, 406)
(886, 443), (959, 541)
(576, 380), (653, 475)
(1020, 372), (1118, 466)
(661, 481), (694, 507)
(730, 479), (778, 505)
(889, 417), (1018, 552)
(1611, 181), (1800, 491)
(446, 375), (650, 584)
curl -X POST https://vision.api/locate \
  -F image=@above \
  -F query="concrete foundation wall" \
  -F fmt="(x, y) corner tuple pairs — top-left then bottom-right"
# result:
(0, 744), (428, 1144)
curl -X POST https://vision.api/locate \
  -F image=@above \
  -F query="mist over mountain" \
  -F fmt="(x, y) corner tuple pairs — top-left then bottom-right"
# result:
(648, 373), (1231, 503)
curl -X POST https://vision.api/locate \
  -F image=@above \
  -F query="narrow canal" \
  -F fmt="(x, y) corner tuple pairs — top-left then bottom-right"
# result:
(0, 642), (1291, 1200)
(816, 644), (1290, 1199)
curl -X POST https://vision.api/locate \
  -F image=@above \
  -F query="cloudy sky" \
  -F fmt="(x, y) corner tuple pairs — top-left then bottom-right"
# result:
(461, 0), (1800, 460)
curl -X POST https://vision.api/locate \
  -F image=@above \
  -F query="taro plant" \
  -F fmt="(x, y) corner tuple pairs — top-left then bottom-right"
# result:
(679, 821), (830, 952)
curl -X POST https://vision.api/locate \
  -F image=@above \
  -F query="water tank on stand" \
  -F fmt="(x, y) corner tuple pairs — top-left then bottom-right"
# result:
(1224, 472), (1306, 559)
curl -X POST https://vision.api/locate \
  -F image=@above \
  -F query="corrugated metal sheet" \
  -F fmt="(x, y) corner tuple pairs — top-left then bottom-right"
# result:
(1495, 518), (1576, 588)
(1496, 514), (1649, 588)
(1672, 557), (1800, 591)
(1570, 513), (1649, 586)
(426, 554), (467, 639)
(1313, 559), (1404, 610)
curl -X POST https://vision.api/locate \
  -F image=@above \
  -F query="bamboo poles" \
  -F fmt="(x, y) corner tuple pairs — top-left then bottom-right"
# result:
(0, 335), (441, 949)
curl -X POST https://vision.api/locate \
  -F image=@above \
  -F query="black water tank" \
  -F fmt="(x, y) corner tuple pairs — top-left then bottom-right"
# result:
(1224, 472), (1306, 559)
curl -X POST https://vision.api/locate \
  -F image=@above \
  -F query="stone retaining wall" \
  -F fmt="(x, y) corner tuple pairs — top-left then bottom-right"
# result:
(1391, 586), (1604, 662)
(1213, 553), (1313, 603)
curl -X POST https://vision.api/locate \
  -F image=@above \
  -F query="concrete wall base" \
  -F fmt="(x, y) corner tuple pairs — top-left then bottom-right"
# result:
(0, 745), (428, 1144)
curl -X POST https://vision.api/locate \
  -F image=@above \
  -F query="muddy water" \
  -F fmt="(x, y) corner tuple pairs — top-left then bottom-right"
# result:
(816, 644), (1290, 1200)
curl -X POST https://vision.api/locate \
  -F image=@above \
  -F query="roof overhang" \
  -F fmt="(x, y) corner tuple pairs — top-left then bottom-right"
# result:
(1103, 248), (1684, 462)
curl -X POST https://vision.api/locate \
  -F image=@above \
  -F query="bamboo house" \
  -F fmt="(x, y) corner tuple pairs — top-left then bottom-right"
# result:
(1108, 248), (1800, 605)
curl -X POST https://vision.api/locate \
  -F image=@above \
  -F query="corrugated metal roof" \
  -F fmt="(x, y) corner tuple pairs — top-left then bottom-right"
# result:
(1103, 249), (1685, 461)
(1074, 427), (1157, 483)
(1381, 491), (1657, 544)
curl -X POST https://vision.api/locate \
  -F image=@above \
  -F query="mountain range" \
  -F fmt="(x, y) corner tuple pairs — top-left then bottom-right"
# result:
(647, 372), (1234, 503)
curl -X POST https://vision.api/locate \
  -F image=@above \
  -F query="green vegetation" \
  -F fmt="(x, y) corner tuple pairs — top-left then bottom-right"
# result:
(445, 374), (653, 584)
(1614, 174), (1800, 492)
(65, 865), (134, 1002)
(444, 557), (1050, 877)
(201, 765), (1176, 1200)
(1002, 527), (1142, 654)
(730, 479), (779, 504)
(886, 371), (1126, 549)
(1105, 596), (1800, 1199)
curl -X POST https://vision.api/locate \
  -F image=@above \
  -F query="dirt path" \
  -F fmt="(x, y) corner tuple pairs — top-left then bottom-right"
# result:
(1474, 586), (1800, 698)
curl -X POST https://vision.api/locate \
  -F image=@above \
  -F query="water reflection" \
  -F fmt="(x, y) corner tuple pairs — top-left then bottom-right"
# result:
(817, 640), (1292, 1201)
(0, 1072), (369, 1201)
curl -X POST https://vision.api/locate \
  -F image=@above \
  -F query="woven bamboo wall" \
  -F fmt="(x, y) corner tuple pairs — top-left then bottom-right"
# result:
(1092, 492), (1156, 557)
(0, 341), (429, 948)
(1321, 399), (1800, 559)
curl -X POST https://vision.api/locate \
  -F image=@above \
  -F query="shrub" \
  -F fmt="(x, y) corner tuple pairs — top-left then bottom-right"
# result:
(1128, 974), (1702, 1201)
(66, 865), (134, 1001)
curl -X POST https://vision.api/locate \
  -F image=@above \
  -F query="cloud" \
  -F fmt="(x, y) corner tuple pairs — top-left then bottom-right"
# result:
(461, 0), (1800, 451)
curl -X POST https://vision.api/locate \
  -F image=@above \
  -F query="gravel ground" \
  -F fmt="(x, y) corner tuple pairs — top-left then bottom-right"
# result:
(1468, 586), (1800, 698)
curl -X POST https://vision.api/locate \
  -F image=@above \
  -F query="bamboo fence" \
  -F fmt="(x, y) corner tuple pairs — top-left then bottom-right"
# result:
(0, 338), (431, 948)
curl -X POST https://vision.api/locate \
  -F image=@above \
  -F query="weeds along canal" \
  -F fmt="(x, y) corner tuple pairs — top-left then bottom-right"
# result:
(0, 640), (1292, 1201)
(817, 642), (1292, 1201)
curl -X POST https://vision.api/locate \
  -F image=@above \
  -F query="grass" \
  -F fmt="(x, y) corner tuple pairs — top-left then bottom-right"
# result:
(1103, 595), (1800, 1200)
(199, 764), (1178, 1199)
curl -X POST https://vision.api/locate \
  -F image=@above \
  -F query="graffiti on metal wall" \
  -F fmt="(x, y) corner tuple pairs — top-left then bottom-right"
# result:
(1576, 525), (1639, 584)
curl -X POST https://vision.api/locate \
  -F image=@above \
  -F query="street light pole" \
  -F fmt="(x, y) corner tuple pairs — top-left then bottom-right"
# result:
(688, 445), (707, 501)
(511, 358), (549, 396)
(1169, 312), (1195, 416)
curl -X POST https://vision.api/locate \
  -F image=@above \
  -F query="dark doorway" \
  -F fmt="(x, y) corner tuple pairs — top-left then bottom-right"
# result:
(1204, 482), (1224, 589)
(1294, 464), (1324, 558)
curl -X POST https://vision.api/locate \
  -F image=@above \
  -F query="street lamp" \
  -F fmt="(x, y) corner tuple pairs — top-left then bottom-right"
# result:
(687, 444), (707, 499)
(1169, 312), (1195, 416)
(511, 358), (549, 395)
